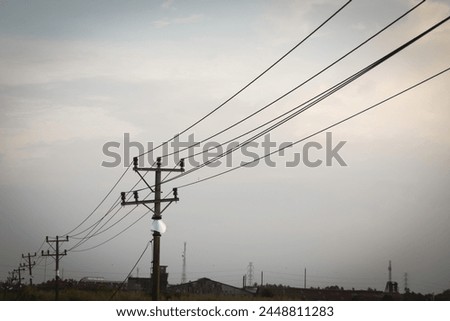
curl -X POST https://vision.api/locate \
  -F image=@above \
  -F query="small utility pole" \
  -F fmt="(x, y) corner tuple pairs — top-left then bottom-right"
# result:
(304, 268), (306, 289)
(404, 273), (410, 293)
(181, 242), (187, 284)
(41, 236), (69, 300)
(22, 253), (37, 286)
(121, 156), (184, 301)
(388, 260), (392, 283)
(14, 267), (25, 286)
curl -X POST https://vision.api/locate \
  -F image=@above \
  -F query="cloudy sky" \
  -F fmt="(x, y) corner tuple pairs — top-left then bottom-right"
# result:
(1, 0), (449, 294)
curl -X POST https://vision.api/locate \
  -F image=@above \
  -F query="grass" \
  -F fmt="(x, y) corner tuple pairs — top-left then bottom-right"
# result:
(2, 286), (152, 301)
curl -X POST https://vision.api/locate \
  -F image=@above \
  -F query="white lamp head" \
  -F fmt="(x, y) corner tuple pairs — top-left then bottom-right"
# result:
(151, 219), (167, 234)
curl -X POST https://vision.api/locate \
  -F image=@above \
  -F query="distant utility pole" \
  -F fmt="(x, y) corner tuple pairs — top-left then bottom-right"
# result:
(121, 156), (184, 301)
(388, 260), (392, 283)
(404, 273), (410, 293)
(41, 236), (69, 300)
(21, 253), (37, 286)
(304, 268), (307, 289)
(13, 266), (25, 286)
(181, 242), (187, 284)
(7, 271), (15, 285)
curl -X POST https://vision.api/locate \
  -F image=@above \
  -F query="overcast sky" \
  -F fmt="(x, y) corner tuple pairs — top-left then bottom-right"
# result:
(1, 0), (449, 294)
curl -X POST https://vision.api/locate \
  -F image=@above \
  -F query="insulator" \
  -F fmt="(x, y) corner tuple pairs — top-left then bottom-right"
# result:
(173, 188), (178, 198)
(121, 192), (126, 203)
(133, 191), (139, 201)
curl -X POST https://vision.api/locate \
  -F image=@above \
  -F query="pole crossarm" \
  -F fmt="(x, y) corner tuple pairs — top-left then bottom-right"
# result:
(135, 167), (185, 172)
(121, 196), (179, 206)
(133, 157), (185, 173)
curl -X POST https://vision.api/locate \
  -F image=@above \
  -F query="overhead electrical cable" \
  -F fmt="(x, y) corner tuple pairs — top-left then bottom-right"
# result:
(63, 158), (154, 239)
(70, 190), (153, 242)
(109, 239), (153, 300)
(136, 0), (352, 160)
(70, 209), (152, 253)
(68, 171), (151, 239)
(161, 15), (450, 185)
(159, 1), (424, 161)
(59, 1), (351, 240)
(68, 178), (154, 251)
(62, 165), (131, 237)
(176, 66), (450, 189)
(68, 196), (122, 238)
(69, 204), (136, 241)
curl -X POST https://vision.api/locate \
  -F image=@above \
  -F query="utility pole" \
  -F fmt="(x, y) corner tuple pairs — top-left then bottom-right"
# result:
(388, 260), (392, 283)
(13, 267), (25, 286)
(121, 156), (184, 301)
(8, 271), (18, 285)
(7, 272), (14, 285)
(41, 236), (69, 300)
(404, 273), (409, 293)
(261, 271), (264, 286)
(181, 242), (187, 284)
(22, 253), (37, 286)
(304, 268), (307, 289)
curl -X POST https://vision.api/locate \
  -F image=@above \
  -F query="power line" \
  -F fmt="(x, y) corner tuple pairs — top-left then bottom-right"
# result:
(70, 190), (153, 244)
(68, 173), (153, 250)
(63, 165), (131, 237)
(68, 170), (151, 239)
(161, 15), (450, 186)
(67, 202), (123, 251)
(69, 204), (137, 241)
(70, 209), (151, 253)
(44, 0), (351, 258)
(109, 239), (152, 300)
(176, 66), (450, 189)
(68, 196), (122, 238)
(162, 2), (427, 176)
(63, 152), (153, 239)
(136, 0), (352, 160)
(58, 0), (349, 248)
(159, 1), (424, 162)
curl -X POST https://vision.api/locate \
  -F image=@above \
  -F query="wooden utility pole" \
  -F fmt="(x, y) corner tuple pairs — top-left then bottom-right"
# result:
(13, 267), (25, 286)
(304, 268), (306, 289)
(181, 242), (187, 284)
(21, 253), (37, 286)
(41, 236), (69, 300)
(121, 156), (184, 300)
